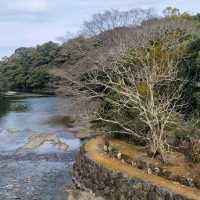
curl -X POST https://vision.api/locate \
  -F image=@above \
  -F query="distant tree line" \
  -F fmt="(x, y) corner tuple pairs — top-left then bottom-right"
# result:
(0, 42), (60, 93)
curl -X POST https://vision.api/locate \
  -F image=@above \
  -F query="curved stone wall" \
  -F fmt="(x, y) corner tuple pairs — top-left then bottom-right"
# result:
(73, 139), (200, 200)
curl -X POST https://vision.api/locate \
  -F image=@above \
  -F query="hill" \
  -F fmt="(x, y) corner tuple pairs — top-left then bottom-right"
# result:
(0, 10), (200, 123)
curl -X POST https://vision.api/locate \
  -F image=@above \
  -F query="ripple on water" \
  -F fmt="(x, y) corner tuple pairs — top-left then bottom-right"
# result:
(0, 96), (81, 200)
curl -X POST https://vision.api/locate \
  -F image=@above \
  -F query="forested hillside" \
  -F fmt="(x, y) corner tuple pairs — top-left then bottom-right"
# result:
(0, 7), (200, 125)
(0, 31), (116, 94)
(0, 42), (60, 93)
(0, 8), (157, 93)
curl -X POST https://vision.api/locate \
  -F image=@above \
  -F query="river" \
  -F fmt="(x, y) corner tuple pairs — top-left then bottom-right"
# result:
(0, 95), (80, 200)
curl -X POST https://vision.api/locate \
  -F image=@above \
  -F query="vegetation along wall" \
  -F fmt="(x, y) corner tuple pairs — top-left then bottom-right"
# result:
(73, 139), (200, 200)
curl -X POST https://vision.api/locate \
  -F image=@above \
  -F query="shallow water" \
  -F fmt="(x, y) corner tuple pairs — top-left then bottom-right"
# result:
(0, 95), (80, 200)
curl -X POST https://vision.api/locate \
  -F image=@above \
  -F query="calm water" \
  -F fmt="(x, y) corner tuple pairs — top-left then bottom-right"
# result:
(0, 95), (80, 200)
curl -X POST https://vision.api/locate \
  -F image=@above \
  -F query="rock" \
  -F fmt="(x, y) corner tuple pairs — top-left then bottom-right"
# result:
(18, 133), (68, 151)
(5, 91), (17, 96)
(55, 142), (69, 151)
(154, 167), (160, 174)
(117, 152), (122, 160)
(103, 145), (108, 152)
(147, 168), (152, 175)
(47, 115), (75, 128)
(73, 142), (200, 200)
(108, 145), (113, 153)
(6, 128), (18, 134)
(187, 178), (194, 187)
(131, 161), (137, 166)
(0, 128), (18, 135)
(66, 189), (105, 200)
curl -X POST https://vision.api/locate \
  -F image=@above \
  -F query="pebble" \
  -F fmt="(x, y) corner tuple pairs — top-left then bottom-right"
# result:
(147, 168), (152, 175)
(103, 145), (108, 152)
(117, 152), (122, 160)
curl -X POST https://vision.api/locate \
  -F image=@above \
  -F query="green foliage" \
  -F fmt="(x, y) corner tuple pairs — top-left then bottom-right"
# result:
(173, 128), (200, 142)
(182, 39), (200, 80)
(0, 42), (59, 92)
(0, 35), (104, 94)
(187, 138), (200, 163)
(0, 72), (9, 92)
(194, 13), (200, 22)
(92, 90), (147, 137)
(180, 39), (200, 121)
(79, 18), (200, 153)
(163, 7), (180, 17)
(193, 92), (200, 109)
(0, 96), (10, 117)
(26, 68), (49, 89)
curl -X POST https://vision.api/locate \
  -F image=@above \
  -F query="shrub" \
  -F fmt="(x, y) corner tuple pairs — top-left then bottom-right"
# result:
(187, 138), (200, 163)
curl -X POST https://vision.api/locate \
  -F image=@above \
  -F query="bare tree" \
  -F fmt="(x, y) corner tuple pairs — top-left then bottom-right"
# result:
(79, 32), (188, 162)
(82, 8), (156, 36)
(55, 13), (199, 162)
(56, 32), (76, 43)
(163, 7), (180, 17)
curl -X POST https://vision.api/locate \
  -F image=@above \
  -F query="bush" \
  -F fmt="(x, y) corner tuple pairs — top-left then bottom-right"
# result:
(187, 138), (200, 163)
(180, 39), (200, 117)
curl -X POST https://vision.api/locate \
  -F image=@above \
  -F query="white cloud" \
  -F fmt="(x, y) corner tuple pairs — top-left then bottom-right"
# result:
(2, 0), (49, 12)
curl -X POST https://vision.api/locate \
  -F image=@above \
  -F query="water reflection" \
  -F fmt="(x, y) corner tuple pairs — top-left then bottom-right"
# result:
(0, 96), (10, 117)
(10, 102), (31, 112)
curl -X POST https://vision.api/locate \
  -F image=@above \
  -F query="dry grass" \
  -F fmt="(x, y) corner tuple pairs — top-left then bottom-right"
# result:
(109, 139), (193, 178)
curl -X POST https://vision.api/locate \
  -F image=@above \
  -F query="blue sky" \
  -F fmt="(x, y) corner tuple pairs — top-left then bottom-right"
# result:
(0, 0), (199, 58)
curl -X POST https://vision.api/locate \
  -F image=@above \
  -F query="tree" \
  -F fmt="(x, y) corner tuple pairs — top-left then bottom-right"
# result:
(163, 7), (180, 17)
(0, 42), (60, 92)
(194, 13), (200, 22)
(56, 32), (76, 43)
(83, 8), (156, 36)
(77, 28), (189, 162)
(0, 72), (9, 93)
(162, 7), (192, 20)
(180, 39), (200, 122)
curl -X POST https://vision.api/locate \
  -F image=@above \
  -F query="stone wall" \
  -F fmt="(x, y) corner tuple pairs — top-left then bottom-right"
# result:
(73, 147), (195, 200)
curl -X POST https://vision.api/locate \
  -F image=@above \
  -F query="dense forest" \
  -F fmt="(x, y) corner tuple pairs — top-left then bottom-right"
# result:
(0, 42), (60, 93)
(0, 33), (112, 94)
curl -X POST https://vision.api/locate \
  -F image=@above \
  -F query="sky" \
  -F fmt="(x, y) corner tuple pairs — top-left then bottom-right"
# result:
(0, 0), (199, 58)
